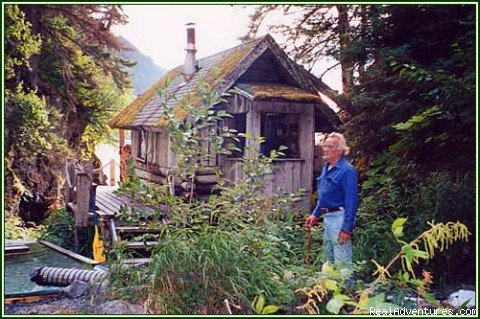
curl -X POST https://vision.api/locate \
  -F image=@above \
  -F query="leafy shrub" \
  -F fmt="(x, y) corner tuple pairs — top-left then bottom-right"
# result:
(5, 213), (40, 240)
(147, 224), (296, 314)
(38, 208), (75, 249)
(354, 169), (474, 284)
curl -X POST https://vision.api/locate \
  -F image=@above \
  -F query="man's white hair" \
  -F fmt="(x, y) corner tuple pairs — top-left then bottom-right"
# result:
(328, 132), (351, 155)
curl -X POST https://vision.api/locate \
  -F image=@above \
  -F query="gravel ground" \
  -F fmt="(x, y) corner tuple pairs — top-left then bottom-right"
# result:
(5, 296), (94, 315)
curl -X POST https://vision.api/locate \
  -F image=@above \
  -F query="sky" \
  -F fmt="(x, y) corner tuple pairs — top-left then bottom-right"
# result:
(112, 4), (342, 92)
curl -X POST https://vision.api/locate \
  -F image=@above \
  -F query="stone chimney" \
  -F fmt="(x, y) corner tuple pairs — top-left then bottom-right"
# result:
(183, 23), (197, 75)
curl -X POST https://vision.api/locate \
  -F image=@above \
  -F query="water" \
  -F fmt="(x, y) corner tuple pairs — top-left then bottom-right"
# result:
(5, 242), (91, 297)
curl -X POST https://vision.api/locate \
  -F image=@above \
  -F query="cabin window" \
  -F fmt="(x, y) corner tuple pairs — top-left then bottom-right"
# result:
(201, 125), (218, 167)
(260, 113), (300, 158)
(137, 130), (147, 161)
(226, 113), (246, 158)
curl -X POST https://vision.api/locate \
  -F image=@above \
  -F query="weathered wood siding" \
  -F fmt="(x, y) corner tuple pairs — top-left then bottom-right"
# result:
(221, 98), (315, 209)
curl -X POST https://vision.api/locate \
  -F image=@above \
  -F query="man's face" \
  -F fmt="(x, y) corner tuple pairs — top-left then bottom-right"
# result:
(322, 136), (342, 163)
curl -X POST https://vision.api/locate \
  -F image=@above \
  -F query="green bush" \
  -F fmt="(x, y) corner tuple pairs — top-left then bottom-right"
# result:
(354, 170), (474, 285)
(147, 224), (298, 314)
(5, 213), (40, 240)
(38, 208), (75, 250)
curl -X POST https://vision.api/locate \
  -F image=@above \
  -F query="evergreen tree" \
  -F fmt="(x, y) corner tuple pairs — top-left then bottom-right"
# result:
(5, 4), (134, 215)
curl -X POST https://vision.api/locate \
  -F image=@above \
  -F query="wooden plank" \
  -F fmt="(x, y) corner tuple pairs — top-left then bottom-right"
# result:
(76, 173), (91, 227)
(116, 227), (161, 234)
(121, 258), (153, 266)
(5, 245), (29, 253)
(38, 240), (98, 265)
(96, 194), (125, 211)
(108, 218), (118, 242)
(95, 196), (120, 211)
(125, 241), (159, 250)
(5, 239), (35, 246)
(5, 293), (58, 305)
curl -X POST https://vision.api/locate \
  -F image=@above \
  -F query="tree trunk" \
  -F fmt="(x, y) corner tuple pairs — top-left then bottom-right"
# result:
(337, 5), (354, 94)
(358, 6), (367, 83)
(20, 5), (42, 90)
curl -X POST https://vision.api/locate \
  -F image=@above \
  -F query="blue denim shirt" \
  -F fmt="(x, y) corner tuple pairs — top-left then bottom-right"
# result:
(311, 156), (359, 233)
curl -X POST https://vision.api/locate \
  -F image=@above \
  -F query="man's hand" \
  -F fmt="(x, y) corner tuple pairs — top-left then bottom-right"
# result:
(305, 215), (318, 228)
(338, 230), (351, 244)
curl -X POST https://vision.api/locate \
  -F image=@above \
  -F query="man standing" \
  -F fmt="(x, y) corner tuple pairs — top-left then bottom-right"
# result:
(306, 132), (359, 287)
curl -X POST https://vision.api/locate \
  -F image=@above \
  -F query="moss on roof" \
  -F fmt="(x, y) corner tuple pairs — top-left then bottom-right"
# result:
(237, 83), (322, 103)
(155, 43), (255, 126)
(109, 68), (181, 128)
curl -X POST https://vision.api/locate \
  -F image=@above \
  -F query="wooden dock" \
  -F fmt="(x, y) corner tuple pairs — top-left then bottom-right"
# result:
(95, 186), (158, 217)
(66, 186), (166, 266)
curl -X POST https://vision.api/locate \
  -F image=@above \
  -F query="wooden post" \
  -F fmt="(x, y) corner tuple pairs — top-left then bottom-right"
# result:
(119, 129), (125, 148)
(76, 173), (91, 227)
(109, 159), (116, 186)
(74, 163), (93, 254)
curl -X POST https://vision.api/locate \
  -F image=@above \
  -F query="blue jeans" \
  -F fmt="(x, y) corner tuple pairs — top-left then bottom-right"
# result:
(323, 210), (354, 287)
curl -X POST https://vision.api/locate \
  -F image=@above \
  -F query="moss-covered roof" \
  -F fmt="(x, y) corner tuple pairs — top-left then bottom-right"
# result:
(109, 38), (260, 129)
(234, 83), (322, 103)
(109, 35), (341, 130)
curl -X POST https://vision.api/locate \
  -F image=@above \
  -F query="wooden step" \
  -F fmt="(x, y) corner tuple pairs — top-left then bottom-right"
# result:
(120, 258), (153, 266)
(116, 226), (162, 234)
(125, 241), (159, 250)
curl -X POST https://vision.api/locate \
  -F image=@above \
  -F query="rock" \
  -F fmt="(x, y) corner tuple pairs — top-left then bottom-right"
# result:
(59, 280), (89, 298)
(97, 300), (146, 314)
(11, 298), (91, 314)
(448, 290), (475, 308)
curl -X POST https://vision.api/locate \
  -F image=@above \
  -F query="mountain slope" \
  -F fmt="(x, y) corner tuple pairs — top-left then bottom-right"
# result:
(119, 36), (165, 95)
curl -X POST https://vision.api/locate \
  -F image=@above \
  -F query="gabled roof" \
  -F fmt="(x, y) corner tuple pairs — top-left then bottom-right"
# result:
(109, 35), (340, 130)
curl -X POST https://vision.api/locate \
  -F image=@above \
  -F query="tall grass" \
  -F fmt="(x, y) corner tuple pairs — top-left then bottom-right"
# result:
(146, 225), (291, 314)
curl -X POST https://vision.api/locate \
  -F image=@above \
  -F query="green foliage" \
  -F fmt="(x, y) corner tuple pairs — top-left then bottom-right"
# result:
(156, 78), (234, 192)
(4, 4), (132, 215)
(4, 213), (41, 240)
(110, 79), (313, 314)
(297, 219), (469, 314)
(4, 5), (41, 80)
(5, 85), (67, 158)
(355, 170), (474, 283)
(38, 208), (75, 250)
(252, 293), (280, 314)
(146, 226), (289, 314)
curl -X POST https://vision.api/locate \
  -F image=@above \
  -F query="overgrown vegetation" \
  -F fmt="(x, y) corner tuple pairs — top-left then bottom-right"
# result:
(4, 4), (133, 218)
(247, 4), (475, 286)
(105, 73), (471, 314)
(4, 4), (475, 315)
(38, 208), (75, 250)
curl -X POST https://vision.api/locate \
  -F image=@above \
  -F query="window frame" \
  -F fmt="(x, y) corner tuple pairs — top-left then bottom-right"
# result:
(260, 112), (301, 159)
(136, 129), (147, 162)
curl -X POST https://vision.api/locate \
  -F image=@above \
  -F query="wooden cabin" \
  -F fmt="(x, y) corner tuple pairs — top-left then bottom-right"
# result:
(109, 26), (341, 209)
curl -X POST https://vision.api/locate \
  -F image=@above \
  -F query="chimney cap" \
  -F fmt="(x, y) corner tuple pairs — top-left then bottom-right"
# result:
(185, 22), (196, 27)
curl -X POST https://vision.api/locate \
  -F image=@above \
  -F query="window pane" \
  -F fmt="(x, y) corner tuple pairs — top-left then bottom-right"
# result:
(260, 113), (300, 158)
(137, 130), (147, 161)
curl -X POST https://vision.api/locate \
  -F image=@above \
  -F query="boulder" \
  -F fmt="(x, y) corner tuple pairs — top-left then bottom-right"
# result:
(97, 300), (146, 314)
(59, 280), (89, 298)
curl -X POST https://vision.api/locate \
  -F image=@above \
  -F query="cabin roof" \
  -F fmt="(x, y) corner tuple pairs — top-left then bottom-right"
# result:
(109, 35), (341, 130)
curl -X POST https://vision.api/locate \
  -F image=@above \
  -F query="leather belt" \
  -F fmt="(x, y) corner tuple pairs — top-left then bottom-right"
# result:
(321, 207), (342, 214)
